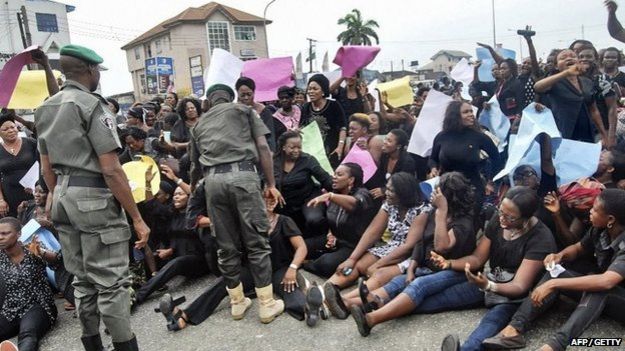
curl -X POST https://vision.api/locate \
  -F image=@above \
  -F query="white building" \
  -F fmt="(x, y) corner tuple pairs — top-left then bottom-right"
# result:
(0, 0), (74, 70)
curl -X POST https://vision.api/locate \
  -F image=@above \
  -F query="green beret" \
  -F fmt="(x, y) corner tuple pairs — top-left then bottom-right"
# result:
(206, 84), (235, 100)
(60, 45), (103, 64)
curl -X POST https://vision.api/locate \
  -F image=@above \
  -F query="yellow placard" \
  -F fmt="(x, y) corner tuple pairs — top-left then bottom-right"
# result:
(121, 155), (161, 203)
(376, 76), (413, 108)
(7, 70), (62, 109)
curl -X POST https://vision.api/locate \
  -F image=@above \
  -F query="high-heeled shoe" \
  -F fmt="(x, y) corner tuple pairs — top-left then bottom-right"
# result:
(155, 293), (187, 331)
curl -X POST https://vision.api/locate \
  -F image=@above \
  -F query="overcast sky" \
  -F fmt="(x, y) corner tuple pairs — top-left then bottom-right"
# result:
(59, 0), (621, 96)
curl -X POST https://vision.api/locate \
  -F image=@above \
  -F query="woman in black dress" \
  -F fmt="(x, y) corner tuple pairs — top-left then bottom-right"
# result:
(0, 116), (38, 218)
(534, 49), (609, 144)
(273, 130), (332, 236)
(430, 101), (501, 219)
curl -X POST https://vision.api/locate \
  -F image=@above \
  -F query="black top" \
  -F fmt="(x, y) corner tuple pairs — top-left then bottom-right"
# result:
(411, 212), (476, 266)
(171, 119), (191, 143)
(366, 151), (417, 190)
(485, 215), (557, 273)
(580, 228), (625, 287)
(0, 137), (38, 218)
(332, 86), (365, 118)
(327, 187), (376, 249)
(259, 106), (277, 152)
(273, 153), (332, 214)
(142, 199), (204, 258)
(0, 246), (57, 324)
(544, 77), (596, 142)
(430, 129), (501, 188)
(269, 215), (302, 271)
(301, 100), (347, 154)
(496, 78), (526, 116)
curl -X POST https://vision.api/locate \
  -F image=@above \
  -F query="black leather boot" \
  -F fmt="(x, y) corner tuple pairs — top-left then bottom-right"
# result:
(113, 336), (139, 351)
(80, 334), (104, 351)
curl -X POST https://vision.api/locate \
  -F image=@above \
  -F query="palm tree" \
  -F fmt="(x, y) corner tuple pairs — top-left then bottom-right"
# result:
(337, 9), (379, 46)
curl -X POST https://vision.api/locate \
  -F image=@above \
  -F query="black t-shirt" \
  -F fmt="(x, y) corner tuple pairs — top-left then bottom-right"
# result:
(580, 228), (625, 287)
(301, 99), (347, 154)
(269, 215), (302, 271)
(327, 187), (376, 248)
(485, 215), (556, 272)
(411, 212), (476, 265)
(332, 86), (365, 118)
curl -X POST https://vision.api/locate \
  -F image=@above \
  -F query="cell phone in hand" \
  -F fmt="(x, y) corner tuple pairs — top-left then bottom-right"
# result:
(342, 267), (353, 276)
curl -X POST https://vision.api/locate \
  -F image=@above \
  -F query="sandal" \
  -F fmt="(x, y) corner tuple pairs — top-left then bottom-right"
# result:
(358, 278), (384, 313)
(156, 293), (187, 331)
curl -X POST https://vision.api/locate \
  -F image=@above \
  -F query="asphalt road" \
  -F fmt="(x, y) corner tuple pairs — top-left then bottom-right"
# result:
(19, 272), (624, 351)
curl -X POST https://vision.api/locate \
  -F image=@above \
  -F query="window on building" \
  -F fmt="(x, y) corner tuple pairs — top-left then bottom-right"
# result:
(144, 43), (152, 58)
(134, 47), (141, 60)
(207, 22), (230, 52)
(155, 39), (162, 54)
(139, 73), (146, 94)
(35, 13), (58, 33)
(234, 25), (256, 41)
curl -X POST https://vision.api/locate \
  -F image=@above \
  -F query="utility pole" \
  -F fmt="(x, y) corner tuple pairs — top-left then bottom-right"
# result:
(306, 38), (316, 73)
(491, 0), (497, 47)
(581, 25), (585, 39)
(17, 12), (27, 49)
(20, 6), (32, 47)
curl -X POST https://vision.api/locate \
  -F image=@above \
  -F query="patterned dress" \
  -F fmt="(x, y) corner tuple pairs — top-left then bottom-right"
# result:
(368, 202), (432, 258)
(0, 246), (57, 324)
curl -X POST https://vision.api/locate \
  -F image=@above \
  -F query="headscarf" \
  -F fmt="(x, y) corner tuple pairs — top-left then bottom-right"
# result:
(308, 74), (330, 97)
(558, 177), (605, 211)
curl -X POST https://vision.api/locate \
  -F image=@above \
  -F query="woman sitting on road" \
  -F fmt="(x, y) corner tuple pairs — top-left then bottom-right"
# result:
(335, 172), (476, 315)
(309, 172), (431, 323)
(348, 187), (556, 351)
(0, 217), (57, 351)
(482, 189), (625, 351)
(157, 194), (308, 330)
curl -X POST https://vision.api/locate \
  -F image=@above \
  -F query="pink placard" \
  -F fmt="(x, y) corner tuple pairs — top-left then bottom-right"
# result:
(333, 46), (380, 78)
(241, 57), (294, 102)
(341, 145), (378, 183)
(0, 46), (38, 108)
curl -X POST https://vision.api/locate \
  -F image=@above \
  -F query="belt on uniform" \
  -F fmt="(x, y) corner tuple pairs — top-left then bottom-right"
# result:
(67, 176), (107, 188)
(204, 160), (257, 174)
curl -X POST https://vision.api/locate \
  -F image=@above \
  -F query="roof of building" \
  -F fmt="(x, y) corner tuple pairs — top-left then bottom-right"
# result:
(121, 2), (271, 50)
(430, 50), (472, 60)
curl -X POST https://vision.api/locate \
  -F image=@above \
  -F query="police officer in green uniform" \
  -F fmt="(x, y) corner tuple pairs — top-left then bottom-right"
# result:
(189, 84), (285, 324)
(35, 45), (150, 351)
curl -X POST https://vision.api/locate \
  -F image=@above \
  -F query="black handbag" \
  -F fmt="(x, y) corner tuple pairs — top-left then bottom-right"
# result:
(483, 267), (524, 307)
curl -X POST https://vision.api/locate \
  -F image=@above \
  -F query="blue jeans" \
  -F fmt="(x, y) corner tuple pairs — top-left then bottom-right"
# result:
(383, 270), (467, 306)
(412, 280), (519, 351)
(460, 303), (519, 351)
